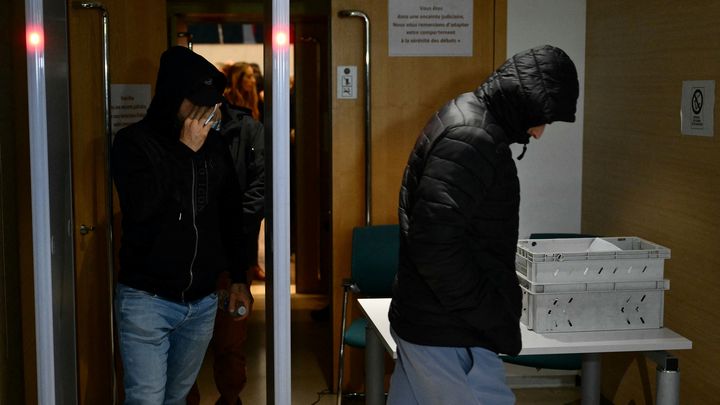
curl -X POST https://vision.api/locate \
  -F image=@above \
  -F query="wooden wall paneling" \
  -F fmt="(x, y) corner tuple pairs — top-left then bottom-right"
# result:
(330, 2), (366, 387)
(330, 0), (505, 391)
(493, 0), (507, 69)
(371, 0), (498, 224)
(584, 1), (720, 403)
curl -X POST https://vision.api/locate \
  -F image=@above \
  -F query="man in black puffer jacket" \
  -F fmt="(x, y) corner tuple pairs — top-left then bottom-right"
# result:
(388, 45), (579, 405)
(111, 46), (253, 404)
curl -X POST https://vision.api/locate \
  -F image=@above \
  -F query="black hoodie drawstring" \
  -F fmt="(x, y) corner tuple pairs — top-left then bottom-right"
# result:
(517, 143), (528, 160)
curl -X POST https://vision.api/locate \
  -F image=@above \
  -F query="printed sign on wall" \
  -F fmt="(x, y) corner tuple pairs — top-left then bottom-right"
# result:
(111, 84), (151, 136)
(389, 0), (473, 57)
(681, 80), (715, 137)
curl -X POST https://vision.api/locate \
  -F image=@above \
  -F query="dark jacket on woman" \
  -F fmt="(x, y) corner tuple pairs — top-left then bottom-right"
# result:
(389, 45), (579, 356)
(112, 47), (246, 303)
(221, 104), (265, 267)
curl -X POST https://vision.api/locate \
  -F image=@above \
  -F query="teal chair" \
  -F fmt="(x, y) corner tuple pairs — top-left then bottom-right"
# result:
(336, 224), (399, 404)
(500, 354), (582, 371)
(501, 233), (597, 375)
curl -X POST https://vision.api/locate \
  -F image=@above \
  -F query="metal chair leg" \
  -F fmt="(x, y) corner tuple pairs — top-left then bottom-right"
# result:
(337, 282), (351, 405)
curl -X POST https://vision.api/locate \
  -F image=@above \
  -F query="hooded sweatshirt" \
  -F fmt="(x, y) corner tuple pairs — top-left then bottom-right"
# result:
(111, 47), (246, 302)
(390, 45), (579, 355)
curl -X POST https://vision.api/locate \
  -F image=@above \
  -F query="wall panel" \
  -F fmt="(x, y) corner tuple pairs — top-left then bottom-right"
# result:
(584, 1), (720, 402)
(507, 0), (586, 238)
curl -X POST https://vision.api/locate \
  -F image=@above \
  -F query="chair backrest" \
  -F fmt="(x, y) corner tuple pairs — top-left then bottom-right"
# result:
(351, 224), (400, 296)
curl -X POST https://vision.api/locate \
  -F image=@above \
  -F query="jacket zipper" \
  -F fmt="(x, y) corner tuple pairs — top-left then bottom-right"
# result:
(182, 160), (199, 302)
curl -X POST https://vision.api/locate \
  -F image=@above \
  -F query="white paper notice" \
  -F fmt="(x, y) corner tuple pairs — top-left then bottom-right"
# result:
(389, 0), (473, 57)
(680, 80), (715, 137)
(111, 84), (151, 136)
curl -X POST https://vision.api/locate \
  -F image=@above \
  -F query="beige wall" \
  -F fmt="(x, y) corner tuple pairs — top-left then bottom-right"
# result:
(330, 0), (506, 388)
(584, 1), (720, 403)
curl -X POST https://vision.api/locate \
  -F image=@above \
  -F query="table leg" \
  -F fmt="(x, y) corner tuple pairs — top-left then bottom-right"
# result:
(365, 324), (385, 405)
(656, 367), (680, 405)
(646, 351), (680, 405)
(581, 353), (601, 405)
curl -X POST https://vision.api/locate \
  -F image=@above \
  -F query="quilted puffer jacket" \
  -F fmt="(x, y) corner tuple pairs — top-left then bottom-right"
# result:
(389, 45), (579, 355)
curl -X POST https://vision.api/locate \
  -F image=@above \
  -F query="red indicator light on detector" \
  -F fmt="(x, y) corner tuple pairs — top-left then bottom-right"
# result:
(27, 29), (44, 49)
(274, 30), (289, 47)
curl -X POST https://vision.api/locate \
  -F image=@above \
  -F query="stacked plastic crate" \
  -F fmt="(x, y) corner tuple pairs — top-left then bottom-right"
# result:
(515, 237), (671, 333)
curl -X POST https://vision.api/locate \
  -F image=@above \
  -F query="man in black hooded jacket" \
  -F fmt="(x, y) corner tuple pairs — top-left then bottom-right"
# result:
(387, 45), (579, 404)
(111, 46), (252, 405)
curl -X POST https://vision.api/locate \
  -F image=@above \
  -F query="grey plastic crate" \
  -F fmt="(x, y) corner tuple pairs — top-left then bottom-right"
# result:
(516, 237), (670, 285)
(519, 275), (670, 294)
(519, 273), (668, 332)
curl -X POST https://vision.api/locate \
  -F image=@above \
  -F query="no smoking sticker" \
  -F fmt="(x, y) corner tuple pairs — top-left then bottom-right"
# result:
(681, 80), (714, 137)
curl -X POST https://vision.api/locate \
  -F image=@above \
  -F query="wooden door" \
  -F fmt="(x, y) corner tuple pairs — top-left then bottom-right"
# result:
(68, 1), (167, 403)
(68, 5), (114, 403)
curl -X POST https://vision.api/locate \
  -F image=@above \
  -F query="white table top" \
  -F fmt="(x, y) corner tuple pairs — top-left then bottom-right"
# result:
(357, 298), (692, 359)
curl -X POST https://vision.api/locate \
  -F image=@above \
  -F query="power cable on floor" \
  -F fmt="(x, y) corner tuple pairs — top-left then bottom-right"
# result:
(310, 388), (332, 405)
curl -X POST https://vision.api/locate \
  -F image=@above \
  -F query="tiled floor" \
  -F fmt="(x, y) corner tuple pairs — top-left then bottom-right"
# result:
(194, 285), (584, 405)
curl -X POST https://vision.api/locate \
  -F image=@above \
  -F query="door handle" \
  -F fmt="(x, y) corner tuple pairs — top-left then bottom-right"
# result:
(339, 10), (372, 226)
(79, 224), (96, 235)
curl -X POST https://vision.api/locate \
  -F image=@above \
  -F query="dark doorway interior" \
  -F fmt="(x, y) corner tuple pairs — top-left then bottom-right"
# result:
(168, 0), (333, 386)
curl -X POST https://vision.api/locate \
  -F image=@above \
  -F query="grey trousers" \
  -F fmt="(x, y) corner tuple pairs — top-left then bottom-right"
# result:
(387, 329), (515, 405)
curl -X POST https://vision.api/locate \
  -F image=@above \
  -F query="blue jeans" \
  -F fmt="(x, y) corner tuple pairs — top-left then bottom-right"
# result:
(115, 283), (217, 405)
(387, 329), (515, 405)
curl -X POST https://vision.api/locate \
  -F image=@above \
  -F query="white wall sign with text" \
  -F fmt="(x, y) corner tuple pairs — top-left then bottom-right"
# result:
(681, 80), (715, 137)
(388, 0), (473, 57)
(111, 84), (151, 136)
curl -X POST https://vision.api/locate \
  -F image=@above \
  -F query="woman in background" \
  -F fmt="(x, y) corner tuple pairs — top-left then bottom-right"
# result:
(224, 62), (260, 121)
(249, 63), (264, 123)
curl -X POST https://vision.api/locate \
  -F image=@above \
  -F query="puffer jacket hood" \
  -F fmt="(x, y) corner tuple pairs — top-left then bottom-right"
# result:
(475, 44), (579, 146)
(145, 46), (227, 136)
